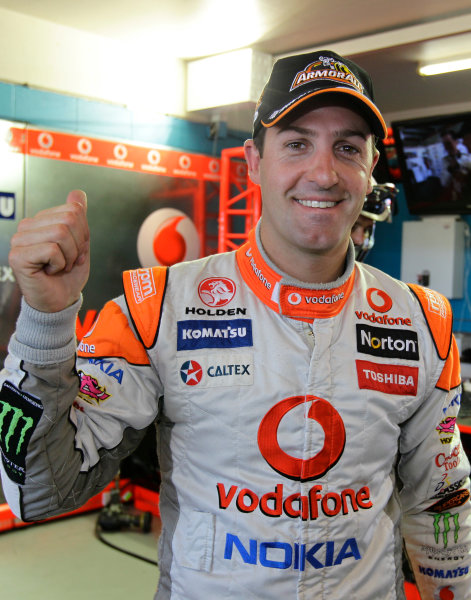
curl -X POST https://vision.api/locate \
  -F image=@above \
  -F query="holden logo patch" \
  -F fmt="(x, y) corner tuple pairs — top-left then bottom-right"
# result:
(198, 277), (236, 307)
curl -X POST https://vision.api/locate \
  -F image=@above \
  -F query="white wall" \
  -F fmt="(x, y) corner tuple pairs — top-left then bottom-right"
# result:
(0, 7), (186, 118)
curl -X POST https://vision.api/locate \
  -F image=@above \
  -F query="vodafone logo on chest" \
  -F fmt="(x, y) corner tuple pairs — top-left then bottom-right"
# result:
(258, 395), (346, 482)
(355, 288), (413, 327)
(217, 395), (374, 525)
(366, 288), (392, 312)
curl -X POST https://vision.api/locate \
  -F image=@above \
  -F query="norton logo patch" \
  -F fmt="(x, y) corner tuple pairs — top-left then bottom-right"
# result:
(258, 395), (345, 482)
(356, 324), (419, 360)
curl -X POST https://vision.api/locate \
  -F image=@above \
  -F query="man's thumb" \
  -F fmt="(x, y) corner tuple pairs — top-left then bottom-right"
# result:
(66, 189), (87, 211)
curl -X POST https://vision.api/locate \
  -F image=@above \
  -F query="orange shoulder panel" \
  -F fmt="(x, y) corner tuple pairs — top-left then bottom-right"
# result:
(436, 335), (461, 391)
(122, 266), (168, 349)
(407, 283), (460, 391)
(407, 284), (453, 360)
(77, 300), (149, 365)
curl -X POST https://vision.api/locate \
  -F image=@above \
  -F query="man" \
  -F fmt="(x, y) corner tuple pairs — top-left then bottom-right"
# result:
(351, 178), (397, 262)
(440, 129), (471, 201)
(1, 50), (470, 599)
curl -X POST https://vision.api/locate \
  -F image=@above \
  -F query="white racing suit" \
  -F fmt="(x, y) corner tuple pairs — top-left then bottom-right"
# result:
(1, 225), (470, 599)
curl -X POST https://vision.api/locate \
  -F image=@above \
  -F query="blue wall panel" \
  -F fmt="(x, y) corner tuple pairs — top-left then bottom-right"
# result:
(0, 82), (14, 120)
(0, 82), (247, 154)
(14, 86), (78, 131)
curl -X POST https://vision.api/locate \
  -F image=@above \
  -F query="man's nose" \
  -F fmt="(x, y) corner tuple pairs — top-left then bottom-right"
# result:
(304, 150), (339, 188)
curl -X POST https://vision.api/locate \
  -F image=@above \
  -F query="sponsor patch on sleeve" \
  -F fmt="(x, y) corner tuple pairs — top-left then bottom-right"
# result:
(0, 381), (43, 485)
(356, 359), (418, 395)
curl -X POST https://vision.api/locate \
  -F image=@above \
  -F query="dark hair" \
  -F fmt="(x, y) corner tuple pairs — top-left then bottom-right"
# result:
(253, 128), (266, 158)
(441, 129), (459, 140)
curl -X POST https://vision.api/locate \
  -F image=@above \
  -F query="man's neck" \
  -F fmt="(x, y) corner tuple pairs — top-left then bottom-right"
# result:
(259, 230), (350, 284)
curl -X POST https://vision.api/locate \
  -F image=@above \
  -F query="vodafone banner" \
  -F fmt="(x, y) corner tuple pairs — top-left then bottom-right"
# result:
(7, 126), (240, 181)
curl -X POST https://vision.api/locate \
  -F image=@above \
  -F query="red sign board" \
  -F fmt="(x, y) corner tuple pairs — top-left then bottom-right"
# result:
(8, 126), (222, 181)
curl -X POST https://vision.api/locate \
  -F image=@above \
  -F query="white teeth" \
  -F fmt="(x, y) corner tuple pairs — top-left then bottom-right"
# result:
(296, 199), (337, 208)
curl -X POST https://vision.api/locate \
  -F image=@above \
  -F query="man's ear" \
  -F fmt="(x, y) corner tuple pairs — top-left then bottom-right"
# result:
(244, 139), (261, 185)
(366, 147), (380, 194)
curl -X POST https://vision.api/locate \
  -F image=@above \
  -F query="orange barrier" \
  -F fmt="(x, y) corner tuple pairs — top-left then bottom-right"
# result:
(0, 480), (160, 533)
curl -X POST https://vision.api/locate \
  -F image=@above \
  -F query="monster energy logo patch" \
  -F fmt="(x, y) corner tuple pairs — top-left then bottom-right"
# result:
(0, 381), (43, 484)
(433, 512), (460, 548)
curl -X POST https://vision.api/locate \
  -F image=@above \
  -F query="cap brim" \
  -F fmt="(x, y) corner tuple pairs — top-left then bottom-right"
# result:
(261, 87), (388, 139)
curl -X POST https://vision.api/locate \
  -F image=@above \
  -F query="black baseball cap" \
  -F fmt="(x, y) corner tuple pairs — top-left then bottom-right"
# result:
(253, 50), (388, 140)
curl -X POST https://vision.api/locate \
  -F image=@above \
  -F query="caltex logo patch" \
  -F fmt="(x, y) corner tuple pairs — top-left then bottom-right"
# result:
(180, 360), (203, 386)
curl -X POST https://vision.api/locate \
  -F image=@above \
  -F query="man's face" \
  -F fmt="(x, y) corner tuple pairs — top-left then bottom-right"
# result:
(442, 134), (458, 155)
(245, 104), (378, 275)
(351, 214), (374, 247)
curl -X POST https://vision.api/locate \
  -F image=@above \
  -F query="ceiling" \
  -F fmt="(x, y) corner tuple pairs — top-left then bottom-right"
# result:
(0, 0), (471, 129)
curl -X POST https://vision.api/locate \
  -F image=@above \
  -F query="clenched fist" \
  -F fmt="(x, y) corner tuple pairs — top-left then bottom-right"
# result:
(9, 190), (90, 313)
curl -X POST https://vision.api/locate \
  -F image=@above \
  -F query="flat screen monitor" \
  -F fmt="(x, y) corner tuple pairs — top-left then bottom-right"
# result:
(392, 113), (471, 215)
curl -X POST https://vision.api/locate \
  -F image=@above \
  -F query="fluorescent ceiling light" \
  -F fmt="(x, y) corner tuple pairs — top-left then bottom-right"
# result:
(419, 57), (471, 76)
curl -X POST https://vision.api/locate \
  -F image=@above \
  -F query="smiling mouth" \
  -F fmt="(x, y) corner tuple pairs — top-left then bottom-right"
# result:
(295, 199), (338, 208)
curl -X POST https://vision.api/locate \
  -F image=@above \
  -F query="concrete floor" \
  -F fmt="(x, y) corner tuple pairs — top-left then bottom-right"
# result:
(0, 509), (161, 599)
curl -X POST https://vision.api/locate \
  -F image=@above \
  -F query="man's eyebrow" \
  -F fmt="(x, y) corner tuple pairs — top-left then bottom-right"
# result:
(335, 128), (369, 140)
(277, 124), (312, 136)
(277, 125), (370, 140)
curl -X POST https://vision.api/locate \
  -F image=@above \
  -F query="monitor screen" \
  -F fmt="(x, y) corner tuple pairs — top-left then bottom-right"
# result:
(392, 113), (471, 215)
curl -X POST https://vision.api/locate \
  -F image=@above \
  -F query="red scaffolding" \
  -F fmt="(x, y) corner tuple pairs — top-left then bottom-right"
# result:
(218, 146), (261, 253)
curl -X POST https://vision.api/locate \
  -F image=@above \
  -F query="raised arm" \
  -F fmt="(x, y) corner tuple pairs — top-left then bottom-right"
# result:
(1, 190), (160, 522)
(9, 190), (90, 313)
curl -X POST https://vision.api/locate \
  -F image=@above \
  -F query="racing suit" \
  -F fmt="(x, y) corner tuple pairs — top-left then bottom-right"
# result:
(1, 224), (470, 599)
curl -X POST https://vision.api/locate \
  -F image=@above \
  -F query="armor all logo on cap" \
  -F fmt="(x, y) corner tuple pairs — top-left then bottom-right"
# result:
(258, 395), (345, 481)
(198, 277), (236, 307)
(290, 56), (364, 94)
